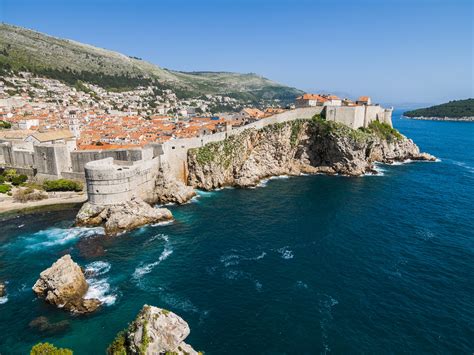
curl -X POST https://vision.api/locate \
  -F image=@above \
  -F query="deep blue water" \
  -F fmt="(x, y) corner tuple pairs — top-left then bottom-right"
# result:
(0, 111), (473, 354)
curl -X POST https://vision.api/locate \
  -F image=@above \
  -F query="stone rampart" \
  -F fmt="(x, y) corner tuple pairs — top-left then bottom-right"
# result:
(84, 156), (160, 205)
(1, 106), (393, 206)
(71, 147), (149, 173)
(34, 144), (72, 180)
(161, 107), (324, 181)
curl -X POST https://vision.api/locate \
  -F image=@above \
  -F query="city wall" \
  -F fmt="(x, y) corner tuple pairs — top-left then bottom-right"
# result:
(1, 106), (392, 205)
(161, 107), (324, 181)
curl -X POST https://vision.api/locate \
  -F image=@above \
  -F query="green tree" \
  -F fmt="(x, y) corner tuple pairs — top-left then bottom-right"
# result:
(30, 342), (73, 355)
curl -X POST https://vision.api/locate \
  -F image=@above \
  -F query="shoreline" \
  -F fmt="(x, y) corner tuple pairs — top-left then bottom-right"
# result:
(0, 193), (87, 217)
(403, 115), (474, 122)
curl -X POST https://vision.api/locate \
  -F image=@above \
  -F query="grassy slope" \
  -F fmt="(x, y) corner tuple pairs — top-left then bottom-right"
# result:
(0, 23), (302, 101)
(404, 99), (474, 118)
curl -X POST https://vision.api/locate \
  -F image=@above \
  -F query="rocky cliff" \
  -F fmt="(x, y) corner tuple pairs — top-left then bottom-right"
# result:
(107, 305), (199, 355)
(187, 118), (435, 189)
(32, 254), (101, 314)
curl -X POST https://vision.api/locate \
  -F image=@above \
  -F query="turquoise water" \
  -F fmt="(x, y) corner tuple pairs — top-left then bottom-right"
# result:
(1, 111), (473, 354)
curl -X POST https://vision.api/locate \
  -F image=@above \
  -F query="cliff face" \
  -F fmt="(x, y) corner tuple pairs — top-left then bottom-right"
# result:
(187, 118), (435, 189)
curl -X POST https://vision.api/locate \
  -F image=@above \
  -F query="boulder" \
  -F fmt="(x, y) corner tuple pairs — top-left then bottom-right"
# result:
(0, 282), (5, 297)
(153, 165), (196, 204)
(108, 305), (199, 355)
(32, 255), (101, 314)
(76, 197), (173, 235)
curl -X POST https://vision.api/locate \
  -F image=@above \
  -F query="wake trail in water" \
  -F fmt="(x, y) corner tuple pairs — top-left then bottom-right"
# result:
(133, 235), (173, 280)
(220, 251), (267, 267)
(448, 159), (474, 174)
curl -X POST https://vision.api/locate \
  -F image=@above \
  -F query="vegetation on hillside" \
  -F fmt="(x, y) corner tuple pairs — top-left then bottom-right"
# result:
(404, 99), (474, 118)
(0, 23), (302, 102)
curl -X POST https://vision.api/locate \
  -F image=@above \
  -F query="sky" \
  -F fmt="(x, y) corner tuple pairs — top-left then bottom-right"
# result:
(1, 0), (473, 105)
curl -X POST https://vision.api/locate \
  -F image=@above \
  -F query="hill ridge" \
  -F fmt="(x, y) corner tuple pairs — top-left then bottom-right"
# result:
(0, 23), (302, 102)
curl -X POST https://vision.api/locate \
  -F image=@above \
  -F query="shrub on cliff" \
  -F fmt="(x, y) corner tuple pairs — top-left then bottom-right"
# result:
(30, 342), (73, 355)
(368, 121), (403, 141)
(43, 179), (83, 192)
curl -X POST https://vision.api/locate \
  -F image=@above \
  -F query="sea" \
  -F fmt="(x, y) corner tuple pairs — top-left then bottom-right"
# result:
(0, 110), (473, 354)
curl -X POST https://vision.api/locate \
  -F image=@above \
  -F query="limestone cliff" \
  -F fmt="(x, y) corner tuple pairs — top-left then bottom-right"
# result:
(152, 165), (196, 205)
(75, 197), (172, 235)
(107, 305), (199, 355)
(187, 118), (435, 189)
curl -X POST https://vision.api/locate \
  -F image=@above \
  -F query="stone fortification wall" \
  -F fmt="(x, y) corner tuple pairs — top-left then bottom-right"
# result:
(2, 105), (393, 207)
(325, 106), (366, 129)
(71, 147), (150, 173)
(161, 107), (324, 181)
(34, 144), (73, 180)
(325, 105), (393, 129)
(84, 156), (160, 205)
(1, 142), (72, 179)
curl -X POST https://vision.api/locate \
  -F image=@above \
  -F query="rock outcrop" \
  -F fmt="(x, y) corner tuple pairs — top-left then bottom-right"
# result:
(187, 118), (436, 189)
(32, 254), (101, 314)
(75, 197), (172, 235)
(152, 165), (196, 204)
(107, 305), (199, 355)
(0, 282), (5, 297)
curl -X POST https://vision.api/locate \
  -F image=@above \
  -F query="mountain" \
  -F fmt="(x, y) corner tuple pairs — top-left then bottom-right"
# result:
(0, 23), (302, 102)
(404, 99), (474, 119)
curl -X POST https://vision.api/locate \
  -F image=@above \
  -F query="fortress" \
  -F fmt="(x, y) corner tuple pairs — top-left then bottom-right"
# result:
(0, 104), (392, 206)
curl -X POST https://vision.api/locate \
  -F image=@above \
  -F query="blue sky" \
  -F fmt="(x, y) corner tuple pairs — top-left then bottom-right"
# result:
(1, 0), (472, 104)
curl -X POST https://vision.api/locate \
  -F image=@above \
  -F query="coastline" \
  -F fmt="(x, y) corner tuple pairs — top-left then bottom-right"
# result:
(403, 115), (474, 122)
(0, 192), (87, 216)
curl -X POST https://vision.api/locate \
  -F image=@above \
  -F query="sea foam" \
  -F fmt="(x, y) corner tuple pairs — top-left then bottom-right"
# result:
(25, 226), (104, 251)
(278, 246), (294, 259)
(84, 261), (116, 306)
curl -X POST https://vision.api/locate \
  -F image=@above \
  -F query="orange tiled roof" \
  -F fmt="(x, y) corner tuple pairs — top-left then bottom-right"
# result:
(298, 94), (328, 102)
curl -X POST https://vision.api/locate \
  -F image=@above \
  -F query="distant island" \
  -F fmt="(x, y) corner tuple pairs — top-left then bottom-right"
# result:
(403, 99), (474, 121)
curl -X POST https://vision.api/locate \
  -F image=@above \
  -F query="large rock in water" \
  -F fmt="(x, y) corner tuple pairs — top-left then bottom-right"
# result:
(0, 282), (5, 297)
(32, 255), (101, 314)
(75, 197), (173, 235)
(108, 305), (199, 355)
